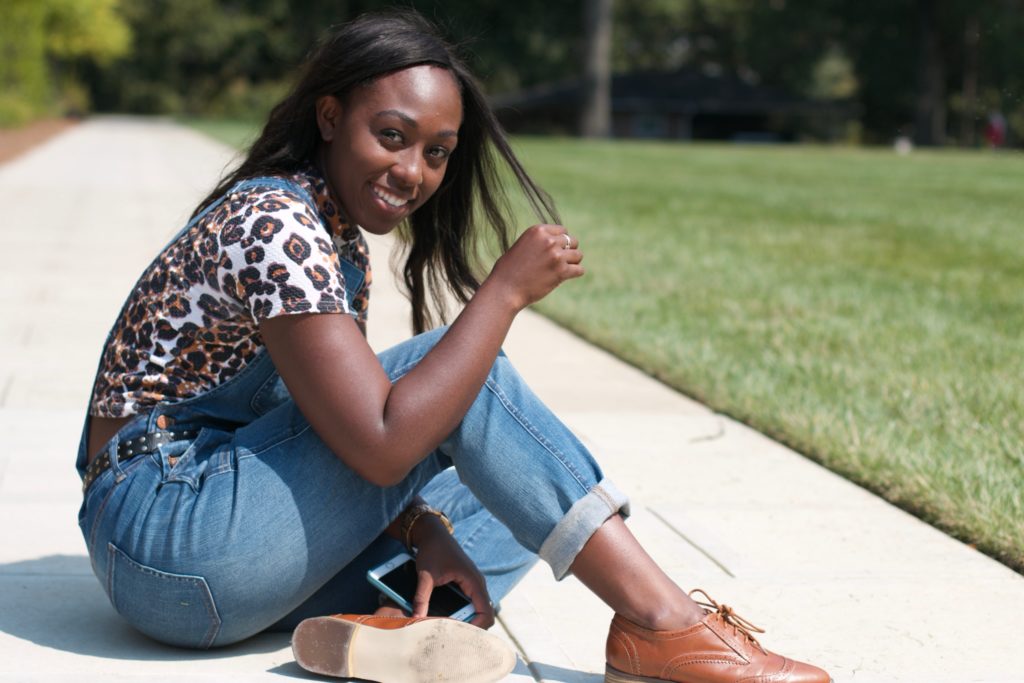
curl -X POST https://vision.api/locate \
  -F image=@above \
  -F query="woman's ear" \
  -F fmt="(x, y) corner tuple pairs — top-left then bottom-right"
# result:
(315, 95), (343, 142)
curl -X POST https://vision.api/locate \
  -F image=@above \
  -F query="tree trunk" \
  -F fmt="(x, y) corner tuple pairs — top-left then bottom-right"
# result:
(914, 0), (946, 146)
(960, 13), (980, 147)
(580, 0), (613, 138)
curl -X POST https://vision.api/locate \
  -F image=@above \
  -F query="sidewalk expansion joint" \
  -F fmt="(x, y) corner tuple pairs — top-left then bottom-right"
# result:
(689, 417), (726, 443)
(645, 506), (735, 578)
(496, 614), (544, 683)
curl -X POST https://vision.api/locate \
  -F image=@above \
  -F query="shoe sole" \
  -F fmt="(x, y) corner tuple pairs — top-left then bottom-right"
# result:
(605, 664), (834, 683)
(292, 616), (517, 683)
(605, 664), (669, 683)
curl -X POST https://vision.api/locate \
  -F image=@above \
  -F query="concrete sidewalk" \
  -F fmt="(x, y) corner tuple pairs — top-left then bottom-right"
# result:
(0, 117), (1020, 682)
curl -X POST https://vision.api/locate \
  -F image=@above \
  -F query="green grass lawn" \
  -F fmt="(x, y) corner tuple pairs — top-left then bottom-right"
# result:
(515, 139), (1023, 571)
(184, 118), (262, 151)
(193, 120), (1024, 571)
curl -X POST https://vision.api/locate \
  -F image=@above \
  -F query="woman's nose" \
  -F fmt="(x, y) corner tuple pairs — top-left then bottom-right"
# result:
(390, 150), (423, 189)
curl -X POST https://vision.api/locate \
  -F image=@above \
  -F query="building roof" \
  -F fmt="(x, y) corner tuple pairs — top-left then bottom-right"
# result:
(491, 66), (852, 117)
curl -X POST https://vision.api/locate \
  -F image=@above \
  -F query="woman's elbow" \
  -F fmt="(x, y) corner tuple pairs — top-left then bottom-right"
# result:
(359, 466), (409, 488)
(336, 449), (412, 488)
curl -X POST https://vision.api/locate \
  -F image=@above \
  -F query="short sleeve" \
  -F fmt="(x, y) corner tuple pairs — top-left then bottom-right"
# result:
(216, 187), (350, 321)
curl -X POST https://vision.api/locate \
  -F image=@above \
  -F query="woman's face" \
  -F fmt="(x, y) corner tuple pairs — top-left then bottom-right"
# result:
(315, 65), (463, 235)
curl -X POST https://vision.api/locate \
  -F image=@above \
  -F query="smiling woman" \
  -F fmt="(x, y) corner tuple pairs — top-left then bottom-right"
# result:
(75, 10), (830, 683)
(315, 66), (462, 234)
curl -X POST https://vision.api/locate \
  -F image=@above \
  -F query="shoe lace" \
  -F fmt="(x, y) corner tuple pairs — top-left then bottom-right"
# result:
(688, 589), (767, 655)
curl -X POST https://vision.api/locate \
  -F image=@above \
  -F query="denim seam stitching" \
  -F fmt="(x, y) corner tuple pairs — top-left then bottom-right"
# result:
(482, 377), (591, 491)
(449, 506), (493, 556)
(249, 364), (284, 415)
(239, 421), (315, 459)
(89, 486), (119, 572)
(162, 429), (212, 492)
(87, 454), (156, 558)
(198, 459), (237, 485)
(105, 543), (116, 599)
(158, 350), (271, 414)
(108, 543), (223, 648)
(592, 484), (616, 513)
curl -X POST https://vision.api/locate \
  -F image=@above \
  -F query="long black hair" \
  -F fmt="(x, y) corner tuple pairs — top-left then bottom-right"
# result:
(194, 10), (559, 334)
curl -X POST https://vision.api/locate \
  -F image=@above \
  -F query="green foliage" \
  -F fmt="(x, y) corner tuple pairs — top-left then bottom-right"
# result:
(617, 0), (1024, 145)
(613, 0), (690, 71)
(0, 0), (132, 126)
(89, 0), (582, 116)
(809, 45), (858, 100)
(45, 0), (131, 63)
(75, 0), (1024, 144)
(98, 0), (298, 116)
(379, 0), (581, 93)
(0, 94), (39, 128)
(0, 0), (50, 125)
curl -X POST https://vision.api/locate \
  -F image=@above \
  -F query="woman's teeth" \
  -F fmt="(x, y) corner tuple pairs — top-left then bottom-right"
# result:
(373, 186), (409, 208)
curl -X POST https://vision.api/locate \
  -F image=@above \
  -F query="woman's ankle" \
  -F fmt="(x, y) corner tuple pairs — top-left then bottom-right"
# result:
(621, 595), (706, 631)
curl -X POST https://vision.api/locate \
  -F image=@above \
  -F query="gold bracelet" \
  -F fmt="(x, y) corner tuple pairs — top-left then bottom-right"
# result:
(401, 504), (454, 551)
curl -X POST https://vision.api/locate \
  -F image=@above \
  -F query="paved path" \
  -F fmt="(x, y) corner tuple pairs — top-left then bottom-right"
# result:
(1, 118), (1020, 682)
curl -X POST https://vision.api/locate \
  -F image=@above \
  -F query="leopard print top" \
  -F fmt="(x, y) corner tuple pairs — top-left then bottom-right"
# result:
(89, 167), (371, 418)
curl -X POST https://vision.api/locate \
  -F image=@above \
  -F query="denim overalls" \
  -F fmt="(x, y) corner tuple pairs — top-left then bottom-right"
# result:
(76, 176), (630, 648)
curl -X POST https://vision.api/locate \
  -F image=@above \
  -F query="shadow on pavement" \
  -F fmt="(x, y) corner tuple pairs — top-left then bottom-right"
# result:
(265, 661), (313, 679)
(0, 554), (287, 660)
(2, 555), (602, 680)
(528, 661), (603, 682)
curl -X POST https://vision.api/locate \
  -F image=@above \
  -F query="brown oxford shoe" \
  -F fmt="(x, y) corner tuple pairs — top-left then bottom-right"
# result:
(292, 613), (516, 683)
(605, 590), (832, 683)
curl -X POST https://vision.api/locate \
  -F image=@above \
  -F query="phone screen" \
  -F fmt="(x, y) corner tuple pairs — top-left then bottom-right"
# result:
(378, 559), (472, 617)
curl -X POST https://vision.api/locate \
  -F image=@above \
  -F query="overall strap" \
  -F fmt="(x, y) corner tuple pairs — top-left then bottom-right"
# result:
(229, 176), (318, 210)
(157, 175), (320, 253)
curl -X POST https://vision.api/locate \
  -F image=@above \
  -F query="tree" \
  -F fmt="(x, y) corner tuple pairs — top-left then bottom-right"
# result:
(0, 0), (130, 125)
(0, 1), (49, 125)
(69, 0), (1024, 145)
(580, 0), (613, 137)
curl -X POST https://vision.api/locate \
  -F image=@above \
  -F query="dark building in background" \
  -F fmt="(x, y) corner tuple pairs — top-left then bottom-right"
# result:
(492, 67), (857, 142)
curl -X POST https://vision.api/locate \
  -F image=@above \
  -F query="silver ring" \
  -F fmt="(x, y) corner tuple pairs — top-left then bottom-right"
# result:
(562, 233), (572, 250)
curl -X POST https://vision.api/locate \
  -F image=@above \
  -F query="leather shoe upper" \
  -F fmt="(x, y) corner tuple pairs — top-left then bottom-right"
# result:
(606, 591), (831, 683)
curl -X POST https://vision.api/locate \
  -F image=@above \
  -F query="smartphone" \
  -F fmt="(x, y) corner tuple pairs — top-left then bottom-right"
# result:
(367, 552), (476, 622)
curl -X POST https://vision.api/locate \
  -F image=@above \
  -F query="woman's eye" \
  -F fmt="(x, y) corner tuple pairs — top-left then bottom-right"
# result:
(428, 146), (451, 160)
(380, 129), (403, 143)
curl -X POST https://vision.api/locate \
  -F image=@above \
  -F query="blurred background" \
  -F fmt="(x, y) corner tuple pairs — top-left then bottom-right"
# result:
(2, 0), (1023, 148)
(1, 1), (1021, 572)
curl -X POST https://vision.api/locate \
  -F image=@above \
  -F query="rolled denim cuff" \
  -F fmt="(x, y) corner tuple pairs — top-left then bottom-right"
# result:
(538, 478), (631, 580)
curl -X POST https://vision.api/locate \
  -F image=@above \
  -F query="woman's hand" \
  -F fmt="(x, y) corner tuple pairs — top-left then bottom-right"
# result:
(486, 224), (583, 312)
(260, 225), (582, 486)
(410, 518), (495, 629)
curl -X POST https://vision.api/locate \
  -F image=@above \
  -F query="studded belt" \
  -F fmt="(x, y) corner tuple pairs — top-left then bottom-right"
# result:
(82, 428), (199, 493)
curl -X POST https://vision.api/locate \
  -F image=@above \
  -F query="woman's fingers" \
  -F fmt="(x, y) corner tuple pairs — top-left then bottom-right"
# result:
(413, 573), (495, 628)
(547, 225), (584, 270)
(559, 228), (579, 251)
(563, 247), (584, 266)
(411, 569), (435, 618)
(488, 223), (586, 309)
(455, 573), (495, 629)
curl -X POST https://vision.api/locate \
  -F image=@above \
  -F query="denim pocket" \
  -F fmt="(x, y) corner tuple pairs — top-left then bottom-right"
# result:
(250, 371), (291, 416)
(163, 428), (237, 492)
(107, 543), (221, 648)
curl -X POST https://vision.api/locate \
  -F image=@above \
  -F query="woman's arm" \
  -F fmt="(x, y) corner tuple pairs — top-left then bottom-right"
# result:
(259, 224), (582, 486)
